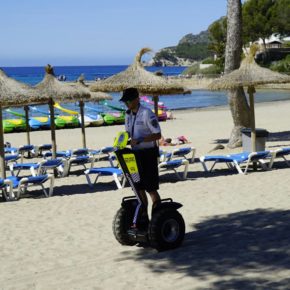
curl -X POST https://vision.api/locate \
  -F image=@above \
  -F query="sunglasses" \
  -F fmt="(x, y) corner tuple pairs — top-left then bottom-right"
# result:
(125, 99), (133, 105)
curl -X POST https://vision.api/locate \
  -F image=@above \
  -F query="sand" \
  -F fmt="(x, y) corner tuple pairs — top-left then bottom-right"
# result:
(1, 100), (290, 290)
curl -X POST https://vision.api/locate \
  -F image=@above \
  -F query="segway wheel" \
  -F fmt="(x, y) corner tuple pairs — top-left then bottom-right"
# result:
(112, 207), (137, 246)
(149, 208), (185, 251)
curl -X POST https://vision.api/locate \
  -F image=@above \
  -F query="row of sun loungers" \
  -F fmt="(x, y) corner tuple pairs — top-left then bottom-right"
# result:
(1, 144), (195, 200)
(2, 142), (290, 202)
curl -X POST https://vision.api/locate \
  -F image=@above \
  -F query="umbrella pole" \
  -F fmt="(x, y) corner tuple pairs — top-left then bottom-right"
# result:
(79, 100), (86, 149)
(24, 106), (31, 146)
(248, 86), (256, 152)
(248, 86), (257, 171)
(49, 98), (57, 159)
(0, 105), (6, 179)
(153, 95), (159, 117)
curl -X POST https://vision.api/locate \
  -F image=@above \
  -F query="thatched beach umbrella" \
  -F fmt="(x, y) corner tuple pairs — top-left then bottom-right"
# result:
(208, 46), (290, 152)
(71, 78), (112, 148)
(35, 65), (90, 158)
(0, 69), (48, 178)
(90, 48), (188, 116)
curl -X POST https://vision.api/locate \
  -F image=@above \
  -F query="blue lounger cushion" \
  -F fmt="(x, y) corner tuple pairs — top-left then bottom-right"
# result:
(158, 159), (189, 180)
(84, 167), (124, 189)
(200, 151), (271, 174)
(87, 167), (122, 175)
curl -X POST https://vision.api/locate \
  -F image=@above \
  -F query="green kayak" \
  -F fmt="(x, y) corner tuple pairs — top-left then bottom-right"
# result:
(3, 120), (15, 133)
(102, 112), (125, 125)
(3, 118), (26, 133)
(55, 115), (79, 128)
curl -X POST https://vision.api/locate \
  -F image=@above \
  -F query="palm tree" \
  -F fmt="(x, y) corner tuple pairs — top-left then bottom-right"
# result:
(225, 0), (251, 148)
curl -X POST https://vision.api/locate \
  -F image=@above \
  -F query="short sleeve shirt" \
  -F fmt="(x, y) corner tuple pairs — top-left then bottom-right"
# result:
(125, 104), (161, 149)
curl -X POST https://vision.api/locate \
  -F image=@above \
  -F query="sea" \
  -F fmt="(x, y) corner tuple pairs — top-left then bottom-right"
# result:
(2, 65), (290, 118)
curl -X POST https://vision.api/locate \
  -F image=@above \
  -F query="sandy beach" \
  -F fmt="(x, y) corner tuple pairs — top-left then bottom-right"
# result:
(1, 99), (290, 290)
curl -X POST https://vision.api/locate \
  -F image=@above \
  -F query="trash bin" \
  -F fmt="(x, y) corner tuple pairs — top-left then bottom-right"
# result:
(241, 128), (269, 152)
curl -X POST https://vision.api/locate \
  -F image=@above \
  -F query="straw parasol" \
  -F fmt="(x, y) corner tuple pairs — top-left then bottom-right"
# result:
(0, 69), (48, 178)
(35, 65), (90, 158)
(70, 77), (112, 148)
(208, 45), (290, 152)
(90, 48), (188, 115)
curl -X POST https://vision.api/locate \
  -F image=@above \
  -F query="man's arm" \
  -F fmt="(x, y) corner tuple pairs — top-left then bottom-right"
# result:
(131, 133), (161, 146)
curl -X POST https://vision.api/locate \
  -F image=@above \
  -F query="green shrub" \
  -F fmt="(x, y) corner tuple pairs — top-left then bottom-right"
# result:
(182, 63), (222, 76)
(182, 64), (200, 76)
(200, 64), (223, 75)
(202, 57), (215, 64)
(270, 54), (290, 74)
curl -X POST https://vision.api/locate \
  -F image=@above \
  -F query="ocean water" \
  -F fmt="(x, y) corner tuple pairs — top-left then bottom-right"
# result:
(2, 66), (290, 118)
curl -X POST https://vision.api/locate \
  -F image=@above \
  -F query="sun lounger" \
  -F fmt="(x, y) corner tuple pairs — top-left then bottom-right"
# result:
(4, 174), (54, 200)
(84, 167), (124, 189)
(9, 159), (65, 177)
(200, 151), (271, 175)
(43, 150), (71, 159)
(160, 147), (196, 163)
(4, 147), (18, 154)
(33, 144), (52, 157)
(18, 145), (35, 162)
(0, 178), (14, 201)
(90, 146), (115, 166)
(5, 154), (20, 168)
(62, 149), (94, 177)
(268, 147), (290, 169)
(158, 159), (189, 180)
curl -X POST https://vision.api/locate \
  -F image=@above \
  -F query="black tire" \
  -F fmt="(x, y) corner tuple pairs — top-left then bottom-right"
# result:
(112, 207), (137, 246)
(149, 209), (185, 251)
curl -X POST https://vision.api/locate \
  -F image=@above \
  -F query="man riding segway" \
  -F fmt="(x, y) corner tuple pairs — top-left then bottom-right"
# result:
(121, 87), (161, 228)
(112, 88), (185, 251)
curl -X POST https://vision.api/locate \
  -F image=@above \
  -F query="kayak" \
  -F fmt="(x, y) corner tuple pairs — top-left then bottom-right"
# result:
(54, 102), (79, 115)
(54, 102), (104, 127)
(56, 115), (79, 128)
(29, 116), (51, 130)
(3, 120), (15, 133)
(53, 103), (80, 128)
(79, 114), (104, 127)
(30, 106), (69, 129)
(6, 108), (50, 130)
(102, 111), (125, 125)
(3, 118), (26, 132)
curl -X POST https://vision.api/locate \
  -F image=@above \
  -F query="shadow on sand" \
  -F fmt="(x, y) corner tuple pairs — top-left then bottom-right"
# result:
(119, 209), (290, 290)
(268, 131), (290, 143)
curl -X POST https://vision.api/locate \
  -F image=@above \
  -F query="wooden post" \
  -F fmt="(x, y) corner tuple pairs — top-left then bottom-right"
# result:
(248, 86), (256, 152)
(153, 95), (159, 117)
(79, 100), (86, 149)
(24, 106), (31, 146)
(49, 98), (57, 159)
(248, 86), (257, 171)
(0, 105), (6, 179)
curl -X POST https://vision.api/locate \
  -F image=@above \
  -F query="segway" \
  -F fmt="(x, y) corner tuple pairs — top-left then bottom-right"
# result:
(112, 132), (185, 251)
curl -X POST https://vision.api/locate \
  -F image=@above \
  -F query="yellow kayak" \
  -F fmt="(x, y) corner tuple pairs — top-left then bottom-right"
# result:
(4, 118), (26, 132)
(54, 102), (78, 115)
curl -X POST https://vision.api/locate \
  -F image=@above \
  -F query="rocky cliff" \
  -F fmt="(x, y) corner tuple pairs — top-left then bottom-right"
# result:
(151, 30), (211, 66)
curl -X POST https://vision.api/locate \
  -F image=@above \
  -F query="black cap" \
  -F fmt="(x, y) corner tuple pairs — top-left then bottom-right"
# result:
(119, 87), (139, 102)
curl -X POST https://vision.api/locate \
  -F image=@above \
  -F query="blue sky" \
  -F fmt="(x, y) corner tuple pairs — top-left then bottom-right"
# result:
(0, 0), (227, 67)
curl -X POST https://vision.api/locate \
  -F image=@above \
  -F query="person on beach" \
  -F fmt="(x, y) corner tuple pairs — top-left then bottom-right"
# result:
(120, 87), (161, 223)
(159, 135), (191, 146)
